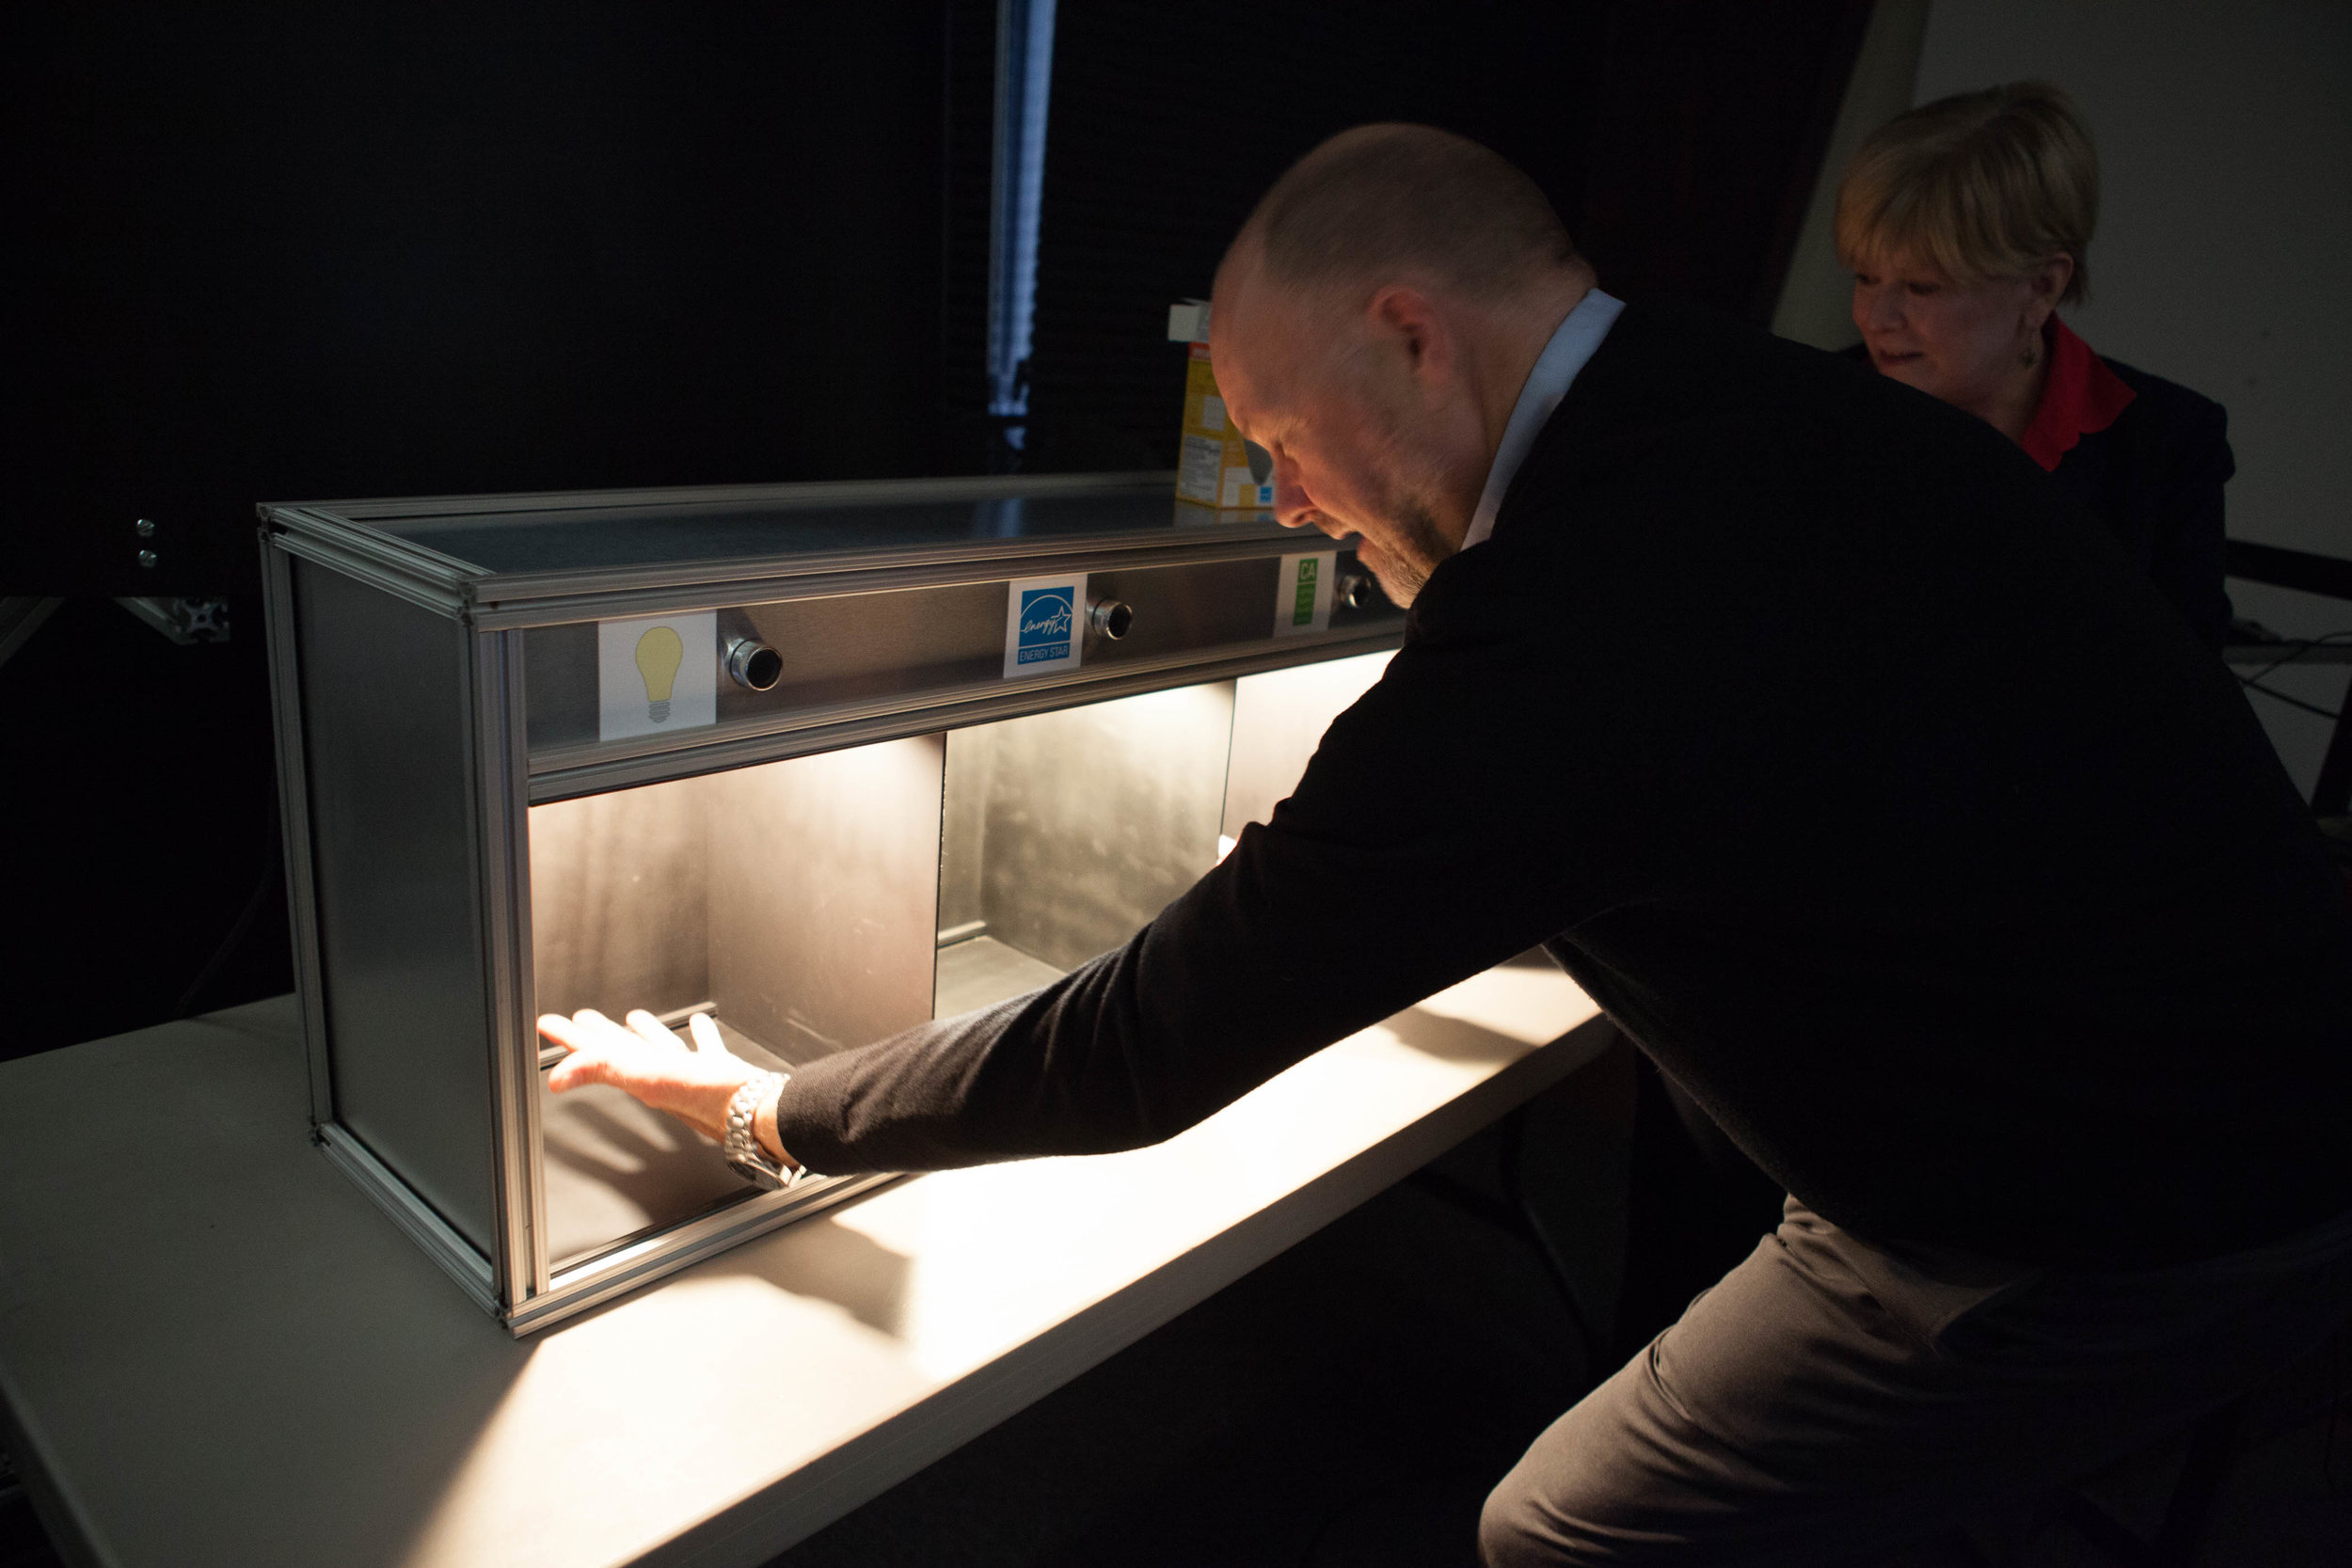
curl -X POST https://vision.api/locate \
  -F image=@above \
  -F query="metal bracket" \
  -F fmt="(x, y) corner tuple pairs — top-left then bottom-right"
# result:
(115, 595), (231, 644)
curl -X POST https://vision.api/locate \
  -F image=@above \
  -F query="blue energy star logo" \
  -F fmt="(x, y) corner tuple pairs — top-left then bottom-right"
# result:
(1016, 588), (1075, 665)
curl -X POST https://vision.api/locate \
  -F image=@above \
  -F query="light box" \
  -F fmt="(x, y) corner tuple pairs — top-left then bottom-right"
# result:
(261, 473), (1403, 1333)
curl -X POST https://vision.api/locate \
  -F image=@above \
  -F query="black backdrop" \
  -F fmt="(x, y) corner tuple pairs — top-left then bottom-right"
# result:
(5, 3), (982, 594)
(1021, 0), (1869, 468)
(1, 0), (1867, 1055)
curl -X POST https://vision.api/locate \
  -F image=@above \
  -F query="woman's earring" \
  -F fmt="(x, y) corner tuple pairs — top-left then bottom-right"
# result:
(2021, 338), (2040, 370)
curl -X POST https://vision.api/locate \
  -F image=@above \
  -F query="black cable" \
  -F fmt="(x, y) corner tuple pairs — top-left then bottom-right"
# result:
(172, 795), (282, 1020)
(2238, 678), (2344, 721)
(2237, 628), (2352, 685)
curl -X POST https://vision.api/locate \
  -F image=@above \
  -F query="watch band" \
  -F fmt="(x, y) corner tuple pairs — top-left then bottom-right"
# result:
(723, 1071), (806, 1191)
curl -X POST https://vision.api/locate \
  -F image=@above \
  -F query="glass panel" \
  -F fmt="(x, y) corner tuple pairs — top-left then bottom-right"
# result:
(526, 736), (944, 1268)
(369, 487), (1273, 577)
(935, 681), (1236, 1017)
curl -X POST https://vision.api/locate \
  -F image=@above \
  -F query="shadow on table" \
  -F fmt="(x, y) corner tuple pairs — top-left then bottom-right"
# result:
(686, 1214), (916, 1338)
(1382, 1006), (1534, 1065)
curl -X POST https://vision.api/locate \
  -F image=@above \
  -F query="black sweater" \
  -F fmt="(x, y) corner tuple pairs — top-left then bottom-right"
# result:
(774, 299), (2352, 1269)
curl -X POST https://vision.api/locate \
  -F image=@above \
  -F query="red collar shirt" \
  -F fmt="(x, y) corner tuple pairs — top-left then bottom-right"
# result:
(2019, 314), (2137, 473)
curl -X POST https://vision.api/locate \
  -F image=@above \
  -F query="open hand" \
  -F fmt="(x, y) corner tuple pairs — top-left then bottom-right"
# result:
(537, 1008), (771, 1149)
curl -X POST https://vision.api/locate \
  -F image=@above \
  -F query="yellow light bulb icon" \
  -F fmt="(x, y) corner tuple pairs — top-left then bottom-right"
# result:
(634, 625), (685, 723)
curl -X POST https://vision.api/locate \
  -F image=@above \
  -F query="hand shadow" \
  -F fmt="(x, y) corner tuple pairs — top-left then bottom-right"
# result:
(540, 1082), (749, 1262)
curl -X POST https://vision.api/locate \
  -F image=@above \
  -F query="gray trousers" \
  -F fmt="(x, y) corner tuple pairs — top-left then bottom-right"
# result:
(1480, 1196), (2352, 1565)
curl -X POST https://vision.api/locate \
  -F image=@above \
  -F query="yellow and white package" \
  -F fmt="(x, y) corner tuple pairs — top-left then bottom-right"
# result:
(1168, 299), (1275, 510)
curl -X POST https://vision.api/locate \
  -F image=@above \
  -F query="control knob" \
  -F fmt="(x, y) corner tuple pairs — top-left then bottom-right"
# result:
(1088, 598), (1134, 641)
(724, 637), (783, 691)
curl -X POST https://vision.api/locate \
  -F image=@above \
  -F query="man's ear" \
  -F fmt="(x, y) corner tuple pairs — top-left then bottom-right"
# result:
(1366, 285), (1452, 383)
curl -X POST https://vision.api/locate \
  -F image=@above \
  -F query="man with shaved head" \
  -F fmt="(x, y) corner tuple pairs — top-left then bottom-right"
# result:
(1210, 123), (1601, 610)
(550, 126), (2352, 1561)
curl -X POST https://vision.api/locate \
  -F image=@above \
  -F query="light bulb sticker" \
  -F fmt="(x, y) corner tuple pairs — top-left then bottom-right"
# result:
(596, 611), (717, 740)
(635, 625), (683, 721)
(1272, 550), (1334, 637)
(1002, 573), (1086, 679)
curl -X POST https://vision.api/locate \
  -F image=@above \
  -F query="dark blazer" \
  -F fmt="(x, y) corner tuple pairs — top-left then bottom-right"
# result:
(775, 299), (2352, 1269)
(2051, 359), (2234, 648)
(1843, 342), (2235, 648)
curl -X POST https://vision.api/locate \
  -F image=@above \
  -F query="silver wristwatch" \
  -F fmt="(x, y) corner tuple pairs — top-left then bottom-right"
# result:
(723, 1071), (807, 1191)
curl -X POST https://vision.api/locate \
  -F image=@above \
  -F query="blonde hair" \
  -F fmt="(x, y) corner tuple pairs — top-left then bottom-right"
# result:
(1835, 82), (2096, 305)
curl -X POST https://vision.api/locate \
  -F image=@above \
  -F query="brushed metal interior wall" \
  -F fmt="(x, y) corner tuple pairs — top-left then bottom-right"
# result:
(1222, 652), (1394, 841)
(528, 777), (711, 1022)
(946, 683), (1237, 974)
(292, 560), (498, 1253)
(937, 725), (995, 938)
(706, 736), (945, 1063)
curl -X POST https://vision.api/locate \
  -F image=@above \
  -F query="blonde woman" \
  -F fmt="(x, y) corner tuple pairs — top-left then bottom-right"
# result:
(1838, 82), (2233, 647)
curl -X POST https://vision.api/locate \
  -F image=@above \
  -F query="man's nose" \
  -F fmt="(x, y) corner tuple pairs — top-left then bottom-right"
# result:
(1273, 467), (1317, 530)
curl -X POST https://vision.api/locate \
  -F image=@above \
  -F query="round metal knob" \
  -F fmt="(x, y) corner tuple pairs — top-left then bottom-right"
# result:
(1336, 571), (1375, 611)
(1089, 599), (1134, 641)
(723, 637), (783, 691)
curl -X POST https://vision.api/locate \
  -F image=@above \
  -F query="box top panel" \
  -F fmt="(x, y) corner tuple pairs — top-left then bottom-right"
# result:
(265, 473), (1295, 595)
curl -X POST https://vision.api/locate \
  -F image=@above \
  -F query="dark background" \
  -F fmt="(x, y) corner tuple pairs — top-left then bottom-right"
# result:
(0, 0), (1867, 1053)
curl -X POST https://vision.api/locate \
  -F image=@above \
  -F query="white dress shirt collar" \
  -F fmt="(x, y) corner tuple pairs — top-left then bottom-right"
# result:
(1459, 288), (1624, 551)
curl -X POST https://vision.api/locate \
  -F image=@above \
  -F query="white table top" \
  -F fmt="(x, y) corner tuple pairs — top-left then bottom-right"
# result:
(0, 969), (1605, 1568)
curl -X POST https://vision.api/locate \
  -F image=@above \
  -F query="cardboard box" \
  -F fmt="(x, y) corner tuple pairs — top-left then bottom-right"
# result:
(1168, 300), (1275, 511)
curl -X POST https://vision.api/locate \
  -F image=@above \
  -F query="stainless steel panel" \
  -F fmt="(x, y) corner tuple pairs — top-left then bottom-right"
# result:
(293, 560), (499, 1254)
(518, 557), (1289, 758)
(520, 581), (1007, 754)
(937, 728), (994, 939)
(1222, 652), (1396, 840)
(524, 631), (1405, 803)
(706, 736), (944, 1062)
(730, 585), (1007, 718)
(940, 683), (1235, 976)
(530, 738), (945, 1048)
(529, 779), (712, 1022)
(527, 740), (940, 1267)
(1078, 558), (1276, 669)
